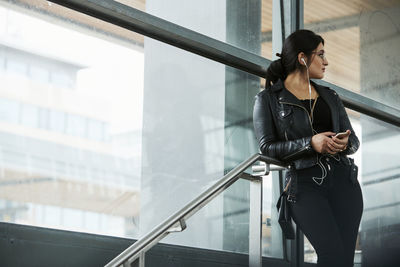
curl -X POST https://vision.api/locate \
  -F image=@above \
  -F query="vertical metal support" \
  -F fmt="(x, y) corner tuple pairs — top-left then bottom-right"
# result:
(138, 252), (145, 267)
(273, 0), (304, 264)
(272, 0), (284, 59)
(273, 0), (303, 58)
(130, 252), (145, 267)
(249, 176), (263, 267)
(297, 0), (304, 29)
(271, 170), (285, 258)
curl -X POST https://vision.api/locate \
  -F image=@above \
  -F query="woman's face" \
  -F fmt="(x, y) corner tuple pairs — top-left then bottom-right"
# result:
(307, 42), (328, 79)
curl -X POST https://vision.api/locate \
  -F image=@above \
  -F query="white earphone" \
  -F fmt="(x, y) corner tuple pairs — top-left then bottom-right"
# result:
(301, 57), (307, 67)
(301, 57), (313, 118)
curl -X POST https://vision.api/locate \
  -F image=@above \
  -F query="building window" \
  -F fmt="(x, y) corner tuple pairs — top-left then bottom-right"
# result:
(29, 65), (50, 84)
(66, 114), (87, 138)
(0, 98), (20, 123)
(49, 110), (66, 133)
(20, 103), (39, 128)
(6, 58), (27, 76)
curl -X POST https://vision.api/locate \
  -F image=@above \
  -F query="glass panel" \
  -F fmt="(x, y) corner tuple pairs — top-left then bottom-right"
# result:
(261, 0), (273, 59)
(116, 0), (273, 59)
(304, 0), (400, 110)
(262, 171), (284, 258)
(359, 114), (400, 266)
(302, 108), (400, 266)
(303, 109), (362, 264)
(0, 1), (143, 239)
(5, 0), (273, 59)
(0, 0), (283, 258)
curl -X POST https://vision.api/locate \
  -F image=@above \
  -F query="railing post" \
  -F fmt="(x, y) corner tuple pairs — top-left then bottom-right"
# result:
(249, 175), (264, 267)
(130, 252), (145, 267)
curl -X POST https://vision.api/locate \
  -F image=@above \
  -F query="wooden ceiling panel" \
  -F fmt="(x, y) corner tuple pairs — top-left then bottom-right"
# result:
(321, 27), (361, 92)
(262, 0), (273, 32)
(116, 0), (146, 11)
(304, 0), (399, 24)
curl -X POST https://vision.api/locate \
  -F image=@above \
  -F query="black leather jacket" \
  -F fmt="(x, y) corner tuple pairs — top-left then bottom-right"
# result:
(253, 79), (360, 199)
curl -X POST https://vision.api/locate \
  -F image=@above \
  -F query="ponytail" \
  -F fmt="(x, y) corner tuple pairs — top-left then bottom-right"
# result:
(265, 53), (285, 89)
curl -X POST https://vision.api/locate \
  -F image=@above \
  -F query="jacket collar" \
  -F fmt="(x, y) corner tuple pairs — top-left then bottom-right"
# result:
(271, 78), (340, 131)
(271, 78), (330, 103)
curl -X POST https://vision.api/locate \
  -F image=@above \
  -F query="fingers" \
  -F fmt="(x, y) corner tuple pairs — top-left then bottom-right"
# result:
(331, 139), (347, 150)
(332, 136), (347, 145)
(317, 130), (352, 154)
(326, 136), (346, 153)
(324, 145), (337, 155)
(328, 139), (342, 149)
(321, 131), (336, 137)
(327, 142), (342, 153)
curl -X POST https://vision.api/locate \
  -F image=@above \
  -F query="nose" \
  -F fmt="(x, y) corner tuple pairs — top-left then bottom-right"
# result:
(323, 57), (329, 66)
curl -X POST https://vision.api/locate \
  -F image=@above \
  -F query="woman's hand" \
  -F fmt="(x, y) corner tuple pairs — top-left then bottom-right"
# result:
(331, 130), (351, 152)
(311, 131), (348, 155)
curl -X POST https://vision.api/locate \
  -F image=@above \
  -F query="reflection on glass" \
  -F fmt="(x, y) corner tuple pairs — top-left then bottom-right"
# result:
(0, 98), (19, 123)
(115, 0), (273, 59)
(0, 2), (142, 239)
(359, 114), (400, 266)
(21, 104), (39, 128)
(0, 0), (284, 258)
(304, 0), (400, 110)
(304, 1), (400, 264)
(302, 109), (400, 266)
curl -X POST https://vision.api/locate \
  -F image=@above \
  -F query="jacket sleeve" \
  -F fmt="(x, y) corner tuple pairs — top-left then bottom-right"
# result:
(253, 93), (315, 162)
(335, 93), (360, 155)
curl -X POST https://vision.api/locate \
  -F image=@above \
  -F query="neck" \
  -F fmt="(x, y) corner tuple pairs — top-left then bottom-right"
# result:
(284, 70), (310, 93)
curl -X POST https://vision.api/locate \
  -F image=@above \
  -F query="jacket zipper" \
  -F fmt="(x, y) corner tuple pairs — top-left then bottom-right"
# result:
(279, 101), (314, 135)
(279, 101), (316, 162)
(282, 144), (311, 162)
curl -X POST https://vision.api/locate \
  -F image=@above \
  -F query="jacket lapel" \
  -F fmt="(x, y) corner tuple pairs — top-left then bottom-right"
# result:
(272, 79), (340, 132)
(272, 79), (304, 107)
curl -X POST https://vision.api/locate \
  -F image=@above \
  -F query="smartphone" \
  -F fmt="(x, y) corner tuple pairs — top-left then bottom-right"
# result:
(335, 132), (349, 138)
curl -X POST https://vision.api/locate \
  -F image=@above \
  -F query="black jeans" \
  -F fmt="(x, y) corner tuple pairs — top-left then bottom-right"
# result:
(289, 156), (364, 267)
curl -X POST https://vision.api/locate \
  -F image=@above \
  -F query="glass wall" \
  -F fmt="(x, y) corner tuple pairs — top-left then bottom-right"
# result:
(360, 114), (400, 266)
(304, 0), (400, 110)
(0, 0), (285, 258)
(302, 111), (400, 265)
(115, 0), (273, 59)
(304, 1), (400, 265)
(0, 0), (399, 265)
(0, 1), (144, 237)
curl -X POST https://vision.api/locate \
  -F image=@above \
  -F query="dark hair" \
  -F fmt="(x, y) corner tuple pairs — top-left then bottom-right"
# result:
(265, 29), (324, 89)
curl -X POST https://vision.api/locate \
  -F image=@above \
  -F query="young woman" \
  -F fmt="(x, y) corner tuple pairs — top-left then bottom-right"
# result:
(253, 29), (364, 267)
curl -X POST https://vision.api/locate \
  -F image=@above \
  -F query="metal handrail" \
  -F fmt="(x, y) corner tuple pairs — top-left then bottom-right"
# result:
(105, 153), (286, 267)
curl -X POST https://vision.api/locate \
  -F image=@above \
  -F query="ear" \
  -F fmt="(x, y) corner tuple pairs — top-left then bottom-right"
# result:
(298, 52), (306, 66)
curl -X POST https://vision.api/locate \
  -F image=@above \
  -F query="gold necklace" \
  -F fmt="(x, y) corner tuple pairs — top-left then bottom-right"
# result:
(310, 96), (318, 124)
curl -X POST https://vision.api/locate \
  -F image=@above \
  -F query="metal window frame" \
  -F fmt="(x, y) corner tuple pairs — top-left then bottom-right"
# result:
(274, 1), (305, 266)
